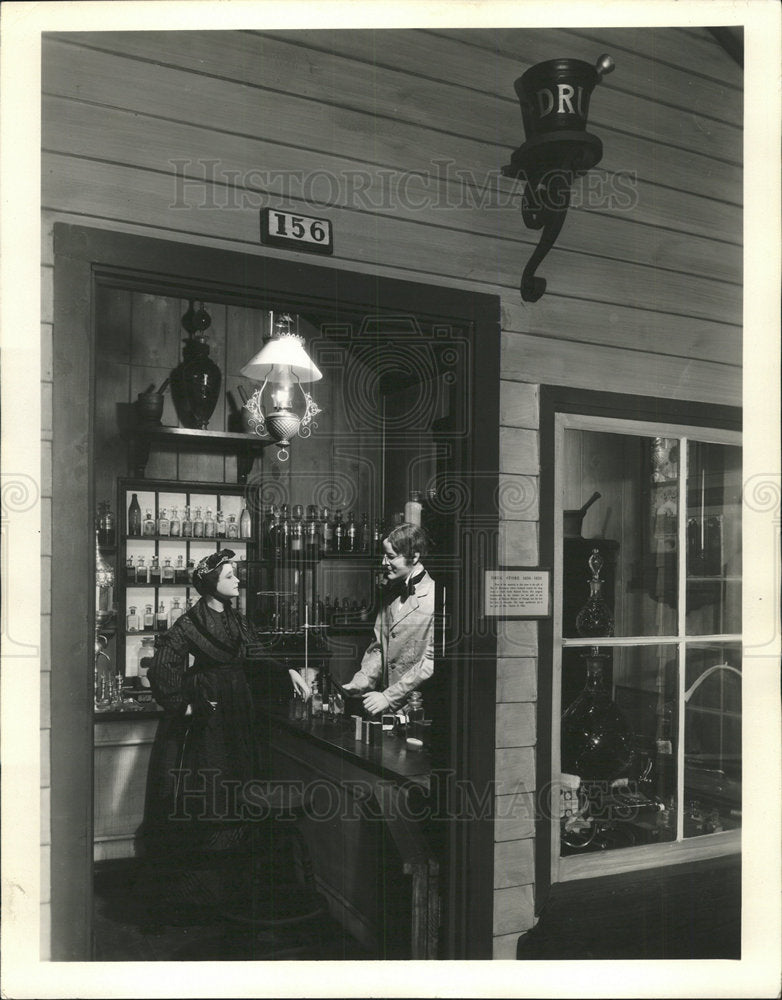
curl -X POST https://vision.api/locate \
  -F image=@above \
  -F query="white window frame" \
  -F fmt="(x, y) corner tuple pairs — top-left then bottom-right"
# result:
(552, 413), (742, 883)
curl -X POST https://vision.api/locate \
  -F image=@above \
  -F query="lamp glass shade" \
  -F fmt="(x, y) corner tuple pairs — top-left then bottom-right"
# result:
(240, 335), (322, 383)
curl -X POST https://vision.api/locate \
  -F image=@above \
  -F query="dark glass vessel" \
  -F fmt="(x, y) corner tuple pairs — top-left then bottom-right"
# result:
(171, 302), (221, 429)
(561, 649), (632, 781)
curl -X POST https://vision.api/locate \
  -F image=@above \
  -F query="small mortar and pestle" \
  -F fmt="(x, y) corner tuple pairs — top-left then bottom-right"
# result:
(563, 491), (601, 538)
(136, 378), (169, 424)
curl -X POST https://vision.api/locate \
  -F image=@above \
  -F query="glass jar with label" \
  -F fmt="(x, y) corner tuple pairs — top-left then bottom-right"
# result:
(143, 604), (155, 630)
(126, 606), (140, 632)
(407, 691), (424, 722)
(142, 509), (156, 537)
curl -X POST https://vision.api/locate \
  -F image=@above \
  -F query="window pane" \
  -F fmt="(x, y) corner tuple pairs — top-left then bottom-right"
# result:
(560, 645), (677, 856)
(684, 643), (741, 837)
(562, 430), (677, 637)
(685, 442), (742, 635)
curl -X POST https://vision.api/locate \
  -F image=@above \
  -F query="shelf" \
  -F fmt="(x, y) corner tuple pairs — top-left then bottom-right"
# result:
(321, 551), (377, 560)
(129, 424), (271, 484)
(125, 582), (246, 588)
(125, 534), (252, 543)
(687, 575), (741, 583)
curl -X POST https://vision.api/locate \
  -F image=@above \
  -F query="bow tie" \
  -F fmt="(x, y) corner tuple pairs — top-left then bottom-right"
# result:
(396, 570), (425, 604)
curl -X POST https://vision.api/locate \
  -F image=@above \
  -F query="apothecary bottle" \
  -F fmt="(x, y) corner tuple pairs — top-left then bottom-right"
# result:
(216, 510), (226, 538)
(279, 504), (290, 553)
(321, 507), (333, 554)
(404, 490), (423, 527)
(407, 690), (424, 722)
(239, 500), (252, 539)
(574, 549), (615, 638)
(95, 531), (115, 625)
(360, 513), (370, 553)
(143, 604), (155, 631)
(169, 598), (184, 627)
(125, 555), (136, 585)
(136, 556), (148, 584)
(291, 505), (303, 557)
(333, 509), (344, 553)
(226, 513), (239, 540)
(162, 557), (174, 583)
(128, 493), (142, 536)
(157, 508), (170, 537)
(142, 509), (156, 537)
(181, 506), (192, 537)
(269, 505), (282, 558)
(192, 507), (204, 538)
(174, 554), (187, 584)
(306, 514), (319, 560)
(126, 605), (140, 632)
(156, 601), (167, 632)
(346, 512), (357, 553)
(150, 555), (161, 584)
(204, 508), (216, 539)
(169, 507), (181, 537)
(98, 501), (116, 547)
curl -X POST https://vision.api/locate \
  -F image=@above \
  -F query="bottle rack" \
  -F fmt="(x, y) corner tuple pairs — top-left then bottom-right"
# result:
(119, 477), (255, 683)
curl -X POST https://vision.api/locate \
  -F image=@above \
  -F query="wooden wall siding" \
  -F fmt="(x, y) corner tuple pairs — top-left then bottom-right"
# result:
(41, 27), (742, 406)
(494, 379), (539, 951)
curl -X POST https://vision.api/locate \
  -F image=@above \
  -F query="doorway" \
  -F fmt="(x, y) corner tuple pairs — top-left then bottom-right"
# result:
(51, 224), (500, 959)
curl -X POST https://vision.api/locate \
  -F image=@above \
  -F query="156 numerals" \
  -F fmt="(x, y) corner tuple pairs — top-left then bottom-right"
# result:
(260, 208), (334, 255)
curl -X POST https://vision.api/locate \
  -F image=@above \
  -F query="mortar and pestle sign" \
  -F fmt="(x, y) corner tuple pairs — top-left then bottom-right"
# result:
(563, 491), (601, 538)
(135, 378), (169, 424)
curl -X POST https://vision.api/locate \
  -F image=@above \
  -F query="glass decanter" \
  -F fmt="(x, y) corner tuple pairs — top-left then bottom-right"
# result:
(561, 648), (632, 781)
(562, 548), (631, 782)
(574, 548), (615, 638)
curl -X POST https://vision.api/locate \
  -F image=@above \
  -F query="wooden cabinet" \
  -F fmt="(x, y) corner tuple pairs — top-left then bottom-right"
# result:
(93, 714), (160, 862)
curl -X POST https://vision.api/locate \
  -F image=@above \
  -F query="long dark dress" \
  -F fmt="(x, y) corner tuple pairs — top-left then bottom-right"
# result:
(142, 598), (291, 869)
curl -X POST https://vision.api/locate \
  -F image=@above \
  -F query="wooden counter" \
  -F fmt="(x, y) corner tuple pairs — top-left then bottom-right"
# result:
(260, 703), (439, 959)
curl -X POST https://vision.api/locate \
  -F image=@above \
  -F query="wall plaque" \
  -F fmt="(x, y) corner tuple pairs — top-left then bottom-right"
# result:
(484, 567), (551, 619)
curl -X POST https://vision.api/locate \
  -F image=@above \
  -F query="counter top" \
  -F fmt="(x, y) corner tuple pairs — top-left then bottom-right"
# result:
(93, 702), (162, 722)
(263, 702), (432, 791)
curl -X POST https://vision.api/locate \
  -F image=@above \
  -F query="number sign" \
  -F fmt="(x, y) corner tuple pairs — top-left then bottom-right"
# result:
(260, 208), (334, 255)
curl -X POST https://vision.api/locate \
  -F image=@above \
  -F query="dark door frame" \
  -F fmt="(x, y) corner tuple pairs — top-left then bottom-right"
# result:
(51, 223), (500, 960)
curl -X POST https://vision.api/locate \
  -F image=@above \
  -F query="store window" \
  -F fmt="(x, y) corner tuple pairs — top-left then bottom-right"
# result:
(553, 414), (741, 880)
